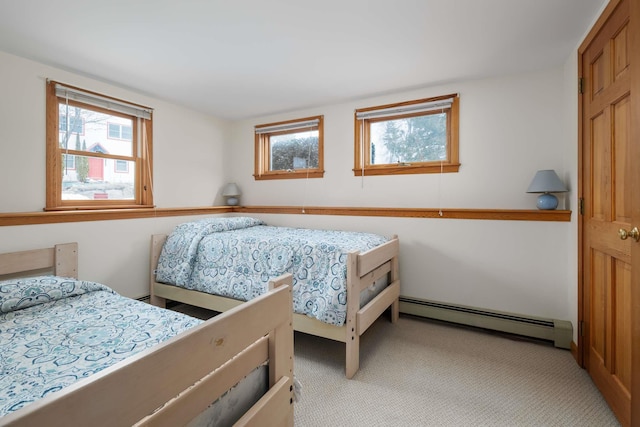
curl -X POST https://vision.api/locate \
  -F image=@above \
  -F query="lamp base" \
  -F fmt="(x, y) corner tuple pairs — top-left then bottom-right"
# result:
(536, 193), (558, 210)
(226, 197), (239, 206)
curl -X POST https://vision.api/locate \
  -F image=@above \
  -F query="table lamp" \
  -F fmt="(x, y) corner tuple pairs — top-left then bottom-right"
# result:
(526, 170), (567, 210)
(222, 182), (241, 206)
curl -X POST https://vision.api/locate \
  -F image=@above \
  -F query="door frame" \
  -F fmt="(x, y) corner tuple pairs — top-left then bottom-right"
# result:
(577, 0), (640, 425)
(630, 0), (640, 424)
(577, 0), (623, 370)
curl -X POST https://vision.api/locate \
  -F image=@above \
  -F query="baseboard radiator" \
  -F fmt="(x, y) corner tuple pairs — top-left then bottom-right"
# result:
(399, 297), (572, 349)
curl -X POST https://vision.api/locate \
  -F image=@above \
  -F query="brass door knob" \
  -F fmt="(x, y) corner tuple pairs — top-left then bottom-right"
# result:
(618, 226), (640, 242)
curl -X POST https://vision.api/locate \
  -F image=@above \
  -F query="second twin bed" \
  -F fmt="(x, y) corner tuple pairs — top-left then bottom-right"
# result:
(150, 216), (401, 378)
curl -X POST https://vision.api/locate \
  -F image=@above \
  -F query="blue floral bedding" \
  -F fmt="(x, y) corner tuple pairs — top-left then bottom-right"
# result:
(0, 276), (201, 418)
(156, 217), (389, 326)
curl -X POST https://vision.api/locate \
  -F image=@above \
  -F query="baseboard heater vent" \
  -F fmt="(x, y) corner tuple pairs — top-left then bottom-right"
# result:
(137, 295), (150, 304)
(399, 297), (572, 349)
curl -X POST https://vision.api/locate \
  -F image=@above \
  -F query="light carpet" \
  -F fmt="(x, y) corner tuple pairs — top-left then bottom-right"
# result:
(293, 315), (619, 427)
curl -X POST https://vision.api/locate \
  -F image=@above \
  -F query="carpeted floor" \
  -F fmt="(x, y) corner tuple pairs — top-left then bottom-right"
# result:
(293, 315), (620, 427)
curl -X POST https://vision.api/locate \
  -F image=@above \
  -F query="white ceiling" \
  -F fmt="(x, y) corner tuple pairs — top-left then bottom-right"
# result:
(0, 0), (606, 120)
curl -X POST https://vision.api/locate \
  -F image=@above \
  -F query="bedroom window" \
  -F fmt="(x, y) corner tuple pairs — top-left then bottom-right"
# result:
(354, 94), (459, 176)
(254, 115), (324, 180)
(46, 81), (154, 210)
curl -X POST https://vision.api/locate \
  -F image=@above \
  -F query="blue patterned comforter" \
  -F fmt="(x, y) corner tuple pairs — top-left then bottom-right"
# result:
(156, 217), (389, 326)
(0, 276), (201, 418)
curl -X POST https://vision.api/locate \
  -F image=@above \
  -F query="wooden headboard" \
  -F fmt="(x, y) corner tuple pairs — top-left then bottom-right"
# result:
(0, 242), (78, 280)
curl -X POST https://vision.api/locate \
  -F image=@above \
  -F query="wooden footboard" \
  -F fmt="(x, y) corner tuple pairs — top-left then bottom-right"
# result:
(3, 275), (294, 427)
(345, 236), (400, 378)
(1, 244), (294, 427)
(151, 232), (401, 379)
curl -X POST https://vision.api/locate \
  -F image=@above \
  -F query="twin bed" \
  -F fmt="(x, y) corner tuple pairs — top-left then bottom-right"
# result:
(150, 216), (401, 379)
(0, 242), (294, 426)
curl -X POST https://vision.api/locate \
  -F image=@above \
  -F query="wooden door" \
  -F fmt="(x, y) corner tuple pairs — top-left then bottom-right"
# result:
(579, 0), (640, 426)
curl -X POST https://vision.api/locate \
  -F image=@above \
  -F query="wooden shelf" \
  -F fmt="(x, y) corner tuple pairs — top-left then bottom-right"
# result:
(235, 206), (571, 221)
(0, 205), (571, 227)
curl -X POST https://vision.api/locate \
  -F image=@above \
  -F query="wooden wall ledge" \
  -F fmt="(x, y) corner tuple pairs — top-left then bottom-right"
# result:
(0, 207), (233, 226)
(235, 206), (572, 221)
(0, 205), (571, 227)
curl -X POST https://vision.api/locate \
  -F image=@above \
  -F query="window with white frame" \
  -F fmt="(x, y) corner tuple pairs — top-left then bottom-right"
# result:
(254, 116), (324, 180)
(46, 81), (154, 209)
(108, 122), (133, 140)
(63, 153), (76, 170)
(354, 94), (459, 176)
(115, 159), (129, 173)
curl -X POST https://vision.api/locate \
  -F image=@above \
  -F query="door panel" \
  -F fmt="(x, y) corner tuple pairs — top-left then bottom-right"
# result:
(614, 95), (631, 223)
(590, 250), (607, 361)
(615, 261), (632, 391)
(613, 23), (629, 79)
(591, 52), (606, 96)
(591, 111), (608, 222)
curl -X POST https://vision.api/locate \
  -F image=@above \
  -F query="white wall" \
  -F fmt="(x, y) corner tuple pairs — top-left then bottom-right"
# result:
(230, 68), (568, 210)
(228, 68), (576, 323)
(0, 49), (581, 337)
(0, 216), (224, 298)
(0, 51), (232, 297)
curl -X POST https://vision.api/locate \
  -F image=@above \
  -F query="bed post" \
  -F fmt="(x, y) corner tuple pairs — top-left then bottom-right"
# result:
(54, 242), (78, 279)
(390, 235), (400, 323)
(268, 274), (295, 426)
(150, 234), (167, 308)
(345, 250), (360, 379)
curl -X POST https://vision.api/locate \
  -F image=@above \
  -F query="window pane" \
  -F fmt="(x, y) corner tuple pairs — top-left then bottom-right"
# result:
(61, 154), (135, 200)
(59, 114), (83, 134)
(58, 102), (133, 156)
(270, 130), (319, 171)
(121, 125), (132, 141)
(108, 123), (120, 139)
(369, 113), (447, 164)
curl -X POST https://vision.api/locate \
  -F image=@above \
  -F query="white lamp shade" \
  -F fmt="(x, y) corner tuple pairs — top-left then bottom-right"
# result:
(526, 170), (567, 193)
(222, 183), (241, 197)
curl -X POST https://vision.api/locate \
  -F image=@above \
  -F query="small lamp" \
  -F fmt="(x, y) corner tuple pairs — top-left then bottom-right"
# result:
(526, 170), (568, 210)
(222, 182), (241, 206)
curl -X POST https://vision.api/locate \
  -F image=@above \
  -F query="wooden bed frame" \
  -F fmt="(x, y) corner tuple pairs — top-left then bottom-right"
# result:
(0, 243), (294, 427)
(150, 232), (401, 379)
